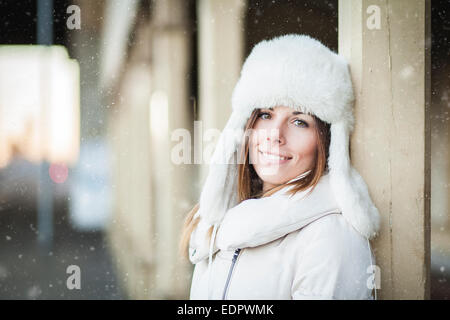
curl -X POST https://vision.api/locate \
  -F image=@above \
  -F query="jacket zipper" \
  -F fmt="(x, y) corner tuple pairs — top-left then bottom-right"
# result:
(221, 248), (241, 300)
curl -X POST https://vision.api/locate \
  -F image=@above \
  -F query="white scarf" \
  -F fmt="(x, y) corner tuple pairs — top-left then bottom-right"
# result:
(189, 171), (341, 264)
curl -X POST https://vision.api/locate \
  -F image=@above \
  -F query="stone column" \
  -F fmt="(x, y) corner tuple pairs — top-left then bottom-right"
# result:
(150, 0), (193, 299)
(339, 0), (431, 299)
(197, 0), (246, 182)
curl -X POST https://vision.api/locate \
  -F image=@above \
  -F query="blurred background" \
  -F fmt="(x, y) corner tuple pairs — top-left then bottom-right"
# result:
(0, 0), (448, 299)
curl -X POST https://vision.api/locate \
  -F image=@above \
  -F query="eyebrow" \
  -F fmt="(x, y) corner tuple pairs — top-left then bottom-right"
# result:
(268, 107), (303, 115)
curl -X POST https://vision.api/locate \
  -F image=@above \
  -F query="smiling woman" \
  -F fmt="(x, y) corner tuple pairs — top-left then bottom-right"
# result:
(248, 106), (330, 194)
(180, 34), (380, 300)
(233, 106), (330, 200)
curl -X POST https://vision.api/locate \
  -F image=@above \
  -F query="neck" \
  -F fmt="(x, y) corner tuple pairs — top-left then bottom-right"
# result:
(262, 182), (276, 193)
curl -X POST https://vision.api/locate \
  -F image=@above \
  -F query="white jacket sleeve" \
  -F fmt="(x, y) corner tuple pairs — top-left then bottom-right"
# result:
(290, 214), (374, 300)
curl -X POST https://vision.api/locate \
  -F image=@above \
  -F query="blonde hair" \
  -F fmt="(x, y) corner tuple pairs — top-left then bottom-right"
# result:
(178, 109), (331, 260)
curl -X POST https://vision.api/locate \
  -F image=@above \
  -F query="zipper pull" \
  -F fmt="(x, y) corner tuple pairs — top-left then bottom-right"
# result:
(232, 248), (241, 262)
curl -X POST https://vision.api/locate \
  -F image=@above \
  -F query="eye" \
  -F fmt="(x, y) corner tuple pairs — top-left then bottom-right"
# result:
(293, 119), (308, 127)
(258, 112), (271, 120)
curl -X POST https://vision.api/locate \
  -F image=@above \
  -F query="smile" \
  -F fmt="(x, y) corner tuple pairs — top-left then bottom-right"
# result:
(258, 150), (292, 163)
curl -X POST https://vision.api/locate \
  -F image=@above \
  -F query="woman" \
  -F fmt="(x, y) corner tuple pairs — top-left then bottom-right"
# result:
(179, 34), (380, 300)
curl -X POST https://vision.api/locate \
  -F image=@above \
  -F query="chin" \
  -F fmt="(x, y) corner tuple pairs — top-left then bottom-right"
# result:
(257, 170), (289, 185)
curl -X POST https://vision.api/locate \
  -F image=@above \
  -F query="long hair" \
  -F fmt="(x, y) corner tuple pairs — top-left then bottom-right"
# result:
(178, 109), (331, 260)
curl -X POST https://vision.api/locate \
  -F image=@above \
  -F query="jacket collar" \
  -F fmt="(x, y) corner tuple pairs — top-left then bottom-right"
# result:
(189, 172), (340, 264)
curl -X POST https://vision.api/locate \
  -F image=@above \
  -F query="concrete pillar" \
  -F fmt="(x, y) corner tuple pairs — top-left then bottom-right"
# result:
(339, 0), (431, 299)
(197, 0), (246, 182)
(106, 14), (154, 299)
(110, 64), (153, 298)
(150, 0), (193, 299)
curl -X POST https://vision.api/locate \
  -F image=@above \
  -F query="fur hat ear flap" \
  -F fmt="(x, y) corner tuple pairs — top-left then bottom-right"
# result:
(195, 111), (248, 226)
(328, 122), (381, 239)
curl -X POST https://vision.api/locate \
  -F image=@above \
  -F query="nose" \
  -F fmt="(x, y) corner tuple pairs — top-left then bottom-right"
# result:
(265, 126), (285, 145)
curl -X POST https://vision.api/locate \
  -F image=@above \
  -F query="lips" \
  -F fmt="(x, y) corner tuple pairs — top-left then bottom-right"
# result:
(258, 149), (292, 164)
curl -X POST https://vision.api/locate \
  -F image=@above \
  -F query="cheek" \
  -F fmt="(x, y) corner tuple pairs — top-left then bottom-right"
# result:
(248, 128), (265, 156)
(289, 131), (317, 159)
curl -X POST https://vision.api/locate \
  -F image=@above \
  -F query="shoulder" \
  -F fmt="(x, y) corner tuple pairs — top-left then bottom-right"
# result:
(290, 213), (374, 299)
(295, 213), (368, 255)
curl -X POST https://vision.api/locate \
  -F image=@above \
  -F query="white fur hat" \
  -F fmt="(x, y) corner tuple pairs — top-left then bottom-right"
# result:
(194, 34), (380, 240)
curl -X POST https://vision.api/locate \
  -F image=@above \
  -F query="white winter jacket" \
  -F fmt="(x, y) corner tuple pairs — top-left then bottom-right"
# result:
(188, 173), (376, 300)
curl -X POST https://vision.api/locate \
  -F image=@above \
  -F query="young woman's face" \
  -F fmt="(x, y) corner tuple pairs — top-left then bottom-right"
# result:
(249, 106), (318, 192)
